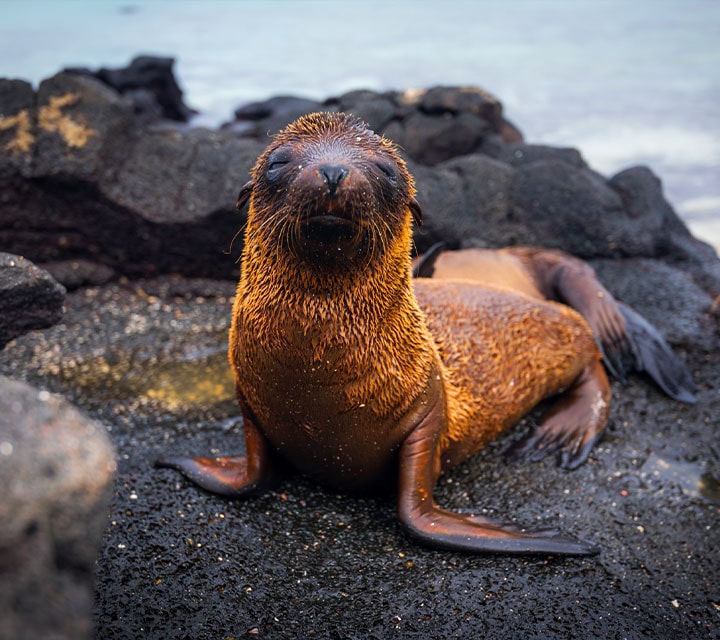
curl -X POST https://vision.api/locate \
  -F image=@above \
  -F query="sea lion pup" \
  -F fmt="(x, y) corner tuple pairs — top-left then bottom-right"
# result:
(158, 112), (613, 555)
(413, 244), (698, 405)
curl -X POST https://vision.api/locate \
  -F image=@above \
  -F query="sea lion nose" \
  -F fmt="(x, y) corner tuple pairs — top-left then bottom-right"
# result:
(318, 164), (349, 196)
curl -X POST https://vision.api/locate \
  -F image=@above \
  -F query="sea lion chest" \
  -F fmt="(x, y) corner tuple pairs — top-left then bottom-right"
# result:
(230, 293), (436, 491)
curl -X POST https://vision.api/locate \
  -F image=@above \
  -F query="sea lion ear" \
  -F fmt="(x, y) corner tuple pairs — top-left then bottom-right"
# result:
(236, 180), (254, 210)
(409, 198), (423, 226)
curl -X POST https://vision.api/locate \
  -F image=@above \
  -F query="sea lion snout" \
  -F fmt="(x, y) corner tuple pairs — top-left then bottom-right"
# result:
(318, 163), (349, 196)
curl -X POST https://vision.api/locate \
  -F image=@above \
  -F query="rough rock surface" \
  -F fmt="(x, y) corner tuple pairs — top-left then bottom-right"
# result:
(0, 72), (265, 284)
(0, 252), (65, 349)
(0, 376), (116, 640)
(64, 55), (195, 122)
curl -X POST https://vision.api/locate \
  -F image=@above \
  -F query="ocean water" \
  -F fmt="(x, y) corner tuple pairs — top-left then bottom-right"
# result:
(2, 0), (718, 250)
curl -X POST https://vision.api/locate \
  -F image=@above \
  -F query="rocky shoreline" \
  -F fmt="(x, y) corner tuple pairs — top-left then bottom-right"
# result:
(1, 58), (718, 639)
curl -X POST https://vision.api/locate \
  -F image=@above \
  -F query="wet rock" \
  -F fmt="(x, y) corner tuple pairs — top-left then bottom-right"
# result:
(494, 143), (588, 169)
(0, 72), (265, 279)
(34, 72), (136, 181)
(507, 159), (709, 263)
(591, 257), (718, 349)
(227, 85), (523, 162)
(329, 89), (398, 133)
(0, 252), (65, 349)
(65, 55), (195, 122)
(509, 159), (626, 255)
(410, 154), (523, 250)
(0, 78), (35, 178)
(42, 259), (116, 290)
(607, 166), (720, 291)
(402, 111), (491, 165)
(417, 85), (523, 144)
(231, 95), (326, 136)
(0, 375), (116, 640)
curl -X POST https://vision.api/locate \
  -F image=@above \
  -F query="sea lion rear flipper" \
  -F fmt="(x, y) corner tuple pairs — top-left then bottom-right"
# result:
(155, 417), (281, 497)
(511, 247), (697, 401)
(616, 303), (698, 403)
(506, 359), (611, 470)
(510, 248), (633, 382)
(397, 404), (599, 555)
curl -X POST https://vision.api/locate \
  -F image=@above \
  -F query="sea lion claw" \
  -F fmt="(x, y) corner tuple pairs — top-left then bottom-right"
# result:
(506, 359), (609, 470)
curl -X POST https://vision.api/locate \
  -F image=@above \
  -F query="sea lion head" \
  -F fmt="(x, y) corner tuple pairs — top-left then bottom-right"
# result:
(237, 112), (422, 267)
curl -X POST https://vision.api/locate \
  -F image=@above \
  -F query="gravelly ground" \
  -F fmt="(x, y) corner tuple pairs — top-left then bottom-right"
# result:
(1, 277), (718, 640)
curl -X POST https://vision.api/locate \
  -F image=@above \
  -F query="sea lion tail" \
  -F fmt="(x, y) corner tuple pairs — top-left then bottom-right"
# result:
(613, 303), (698, 404)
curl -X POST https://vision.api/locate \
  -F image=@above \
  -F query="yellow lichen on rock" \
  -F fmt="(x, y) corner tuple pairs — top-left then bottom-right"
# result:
(38, 93), (96, 148)
(0, 109), (35, 154)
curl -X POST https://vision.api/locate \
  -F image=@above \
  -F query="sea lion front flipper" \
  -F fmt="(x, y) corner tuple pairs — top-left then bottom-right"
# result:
(155, 416), (280, 498)
(507, 359), (611, 471)
(616, 303), (698, 403)
(397, 405), (599, 556)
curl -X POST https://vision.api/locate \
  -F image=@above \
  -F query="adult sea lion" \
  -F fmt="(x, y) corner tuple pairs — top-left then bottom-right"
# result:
(157, 112), (690, 555)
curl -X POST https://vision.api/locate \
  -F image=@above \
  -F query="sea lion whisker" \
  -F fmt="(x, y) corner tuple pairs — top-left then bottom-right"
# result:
(226, 223), (247, 259)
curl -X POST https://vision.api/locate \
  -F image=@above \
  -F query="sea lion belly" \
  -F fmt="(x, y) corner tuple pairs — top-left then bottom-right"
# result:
(231, 298), (440, 492)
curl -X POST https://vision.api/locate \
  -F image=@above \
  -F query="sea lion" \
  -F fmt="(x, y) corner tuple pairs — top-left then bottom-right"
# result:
(158, 112), (618, 555)
(413, 244), (698, 404)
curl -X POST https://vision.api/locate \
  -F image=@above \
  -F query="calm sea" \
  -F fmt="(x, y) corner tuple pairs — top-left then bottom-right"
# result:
(2, 0), (718, 250)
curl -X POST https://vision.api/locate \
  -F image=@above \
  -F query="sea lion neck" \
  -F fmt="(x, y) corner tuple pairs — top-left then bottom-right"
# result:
(239, 217), (414, 308)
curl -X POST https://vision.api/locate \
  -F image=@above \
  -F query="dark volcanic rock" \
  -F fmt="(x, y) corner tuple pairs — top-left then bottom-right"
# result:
(33, 72), (135, 181)
(330, 89), (398, 133)
(65, 55), (195, 122)
(42, 259), (116, 290)
(231, 95), (326, 136)
(0, 78), (36, 178)
(510, 159), (720, 278)
(509, 159), (629, 256)
(410, 154), (523, 249)
(0, 72), (265, 280)
(402, 111), (491, 165)
(229, 85), (524, 163)
(0, 252), (65, 349)
(0, 375), (116, 640)
(495, 143), (588, 169)
(417, 85), (523, 144)
(591, 257), (718, 350)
